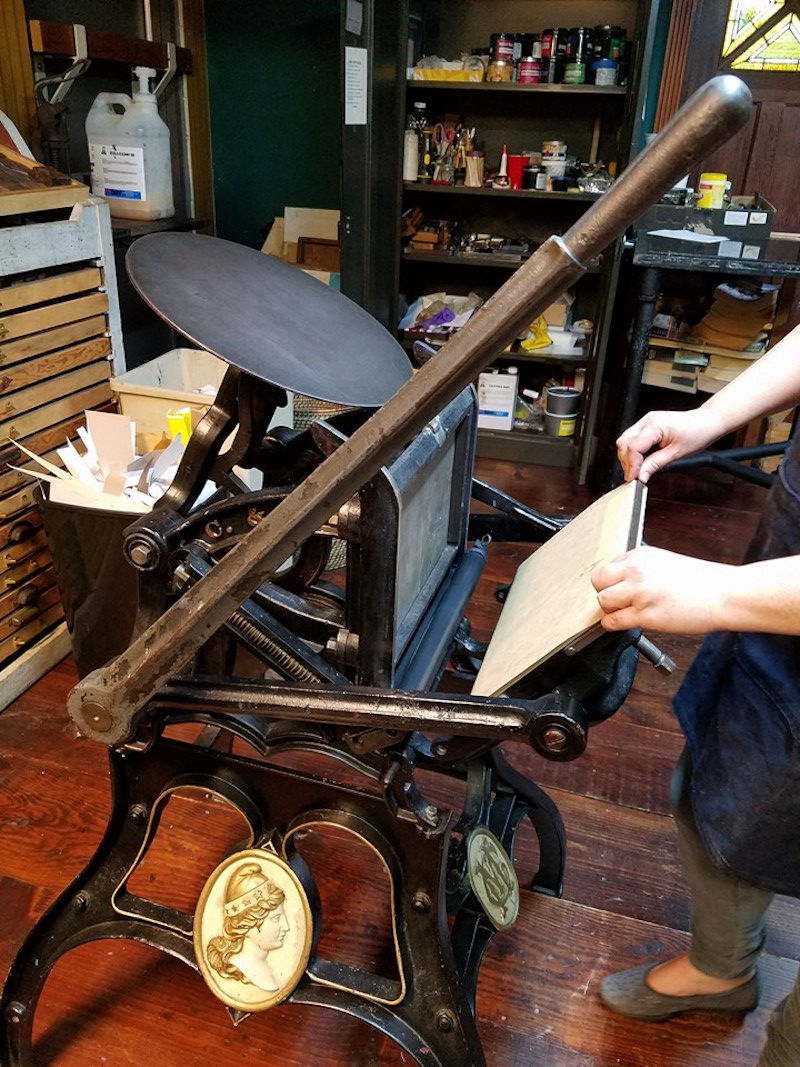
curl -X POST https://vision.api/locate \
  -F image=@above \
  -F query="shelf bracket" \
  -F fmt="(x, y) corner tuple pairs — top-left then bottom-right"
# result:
(154, 42), (178, 100)
(35, 23), (91, 105)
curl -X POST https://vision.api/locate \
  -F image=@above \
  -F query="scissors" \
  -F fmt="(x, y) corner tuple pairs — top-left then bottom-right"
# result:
(432, 123), (455, 157)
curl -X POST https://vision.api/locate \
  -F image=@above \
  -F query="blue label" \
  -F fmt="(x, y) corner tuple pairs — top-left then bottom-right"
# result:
(105, 188), (143, 200)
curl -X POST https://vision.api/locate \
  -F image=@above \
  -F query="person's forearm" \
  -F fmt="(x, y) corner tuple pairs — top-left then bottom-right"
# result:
(699, 322), (800, 437)
(721, 556), (800, 635)
(593, 547), (800, 636)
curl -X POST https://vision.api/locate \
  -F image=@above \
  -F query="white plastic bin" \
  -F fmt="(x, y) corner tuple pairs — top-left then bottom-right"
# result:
(110, 348), (294, 447)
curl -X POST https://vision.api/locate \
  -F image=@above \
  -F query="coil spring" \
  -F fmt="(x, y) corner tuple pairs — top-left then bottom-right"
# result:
(230, 612), (322, 684)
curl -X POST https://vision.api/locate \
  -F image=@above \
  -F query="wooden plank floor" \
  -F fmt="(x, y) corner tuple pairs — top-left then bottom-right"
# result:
(1, 456), (797, 1066)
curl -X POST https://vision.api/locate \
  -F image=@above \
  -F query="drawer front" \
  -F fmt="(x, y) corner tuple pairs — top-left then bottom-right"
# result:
(0, 291), (109, 342)
(0, 378), (113, 441)
(0, 335), (112, 396)
(0, 580), (61, 643)
(0, 507), (43, 551)
(0, 314), (107, 370)
(0, 267), (102, 314)
(1, 533), (50, 581)
(0, 484), (38, 521)
(0, 603), (63, 668)
(0, 566), (57, 624)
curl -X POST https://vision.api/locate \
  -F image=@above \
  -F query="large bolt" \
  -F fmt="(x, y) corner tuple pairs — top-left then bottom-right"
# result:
(411, 891), (431, 914)
(542, 725), (569, 752)
(5, 1001), (25, 1024)
(129, 542), (156, 568)
(436, 1009), (456, 1033)
(129, 804), (148, 825)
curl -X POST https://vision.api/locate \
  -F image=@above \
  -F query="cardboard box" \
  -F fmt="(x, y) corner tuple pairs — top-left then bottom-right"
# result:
(634, 195), (775, 261)
(111, 348), (293, 451)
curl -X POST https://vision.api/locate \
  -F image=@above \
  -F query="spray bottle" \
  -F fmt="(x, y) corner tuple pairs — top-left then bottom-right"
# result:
(86, 66), (174, 221)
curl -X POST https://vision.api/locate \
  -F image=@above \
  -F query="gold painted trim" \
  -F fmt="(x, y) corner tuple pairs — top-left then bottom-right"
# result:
(284, 818), (407, 1007)
(111, 783), (256, 935)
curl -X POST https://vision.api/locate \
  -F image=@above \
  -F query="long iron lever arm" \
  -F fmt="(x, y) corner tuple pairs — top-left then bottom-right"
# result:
(68, 75), (753, 747)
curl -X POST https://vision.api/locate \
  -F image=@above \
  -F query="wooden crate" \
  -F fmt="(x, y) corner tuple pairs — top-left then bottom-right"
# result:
(0, 197), (125, 706)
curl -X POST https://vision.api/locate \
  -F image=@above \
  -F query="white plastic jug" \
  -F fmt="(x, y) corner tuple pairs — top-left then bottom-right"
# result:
(86, 66), (174, 221)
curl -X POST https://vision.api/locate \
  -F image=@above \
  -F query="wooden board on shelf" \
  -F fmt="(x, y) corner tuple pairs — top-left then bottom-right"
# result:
(472, 479), (646, 697)
(0, 146), (88, 216)
(648, 335), (762, 360)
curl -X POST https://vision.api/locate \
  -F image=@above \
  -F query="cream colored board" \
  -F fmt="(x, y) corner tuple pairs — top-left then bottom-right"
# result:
(472, 480), (647, 697)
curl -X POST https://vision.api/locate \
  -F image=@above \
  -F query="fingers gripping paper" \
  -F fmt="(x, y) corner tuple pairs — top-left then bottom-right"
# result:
(472, 480), (647, 697)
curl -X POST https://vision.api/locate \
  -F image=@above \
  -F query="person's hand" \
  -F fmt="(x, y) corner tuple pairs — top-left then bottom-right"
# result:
(591, 546), (733, 634)
(617, 408), (725, 483)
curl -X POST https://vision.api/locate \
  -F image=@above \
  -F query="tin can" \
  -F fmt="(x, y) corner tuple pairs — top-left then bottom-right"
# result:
(592, 59), (618, 86)
(517, 57), (543, 84)
(520, 33), (540, 58)
(541, 27), (568, 82)
(487, 59), (514, 82)
(594, 25), (624, 61)
(491, 33), (515, 61)
(567, 26), (593, 64)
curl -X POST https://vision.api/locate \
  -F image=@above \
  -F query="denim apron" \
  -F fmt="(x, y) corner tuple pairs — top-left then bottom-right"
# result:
(673, 437), (800, 897)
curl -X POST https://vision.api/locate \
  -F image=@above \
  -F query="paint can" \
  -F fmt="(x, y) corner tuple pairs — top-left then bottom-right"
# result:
(517, 57), (543, 83)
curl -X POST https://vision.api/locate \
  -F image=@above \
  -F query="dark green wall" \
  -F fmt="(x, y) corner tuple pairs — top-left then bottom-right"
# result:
(205, 0), (342, 248)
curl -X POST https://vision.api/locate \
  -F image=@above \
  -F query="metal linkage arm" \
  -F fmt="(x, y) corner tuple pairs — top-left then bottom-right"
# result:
(146, 678), (589, 762)
(68, 76), (754, 748)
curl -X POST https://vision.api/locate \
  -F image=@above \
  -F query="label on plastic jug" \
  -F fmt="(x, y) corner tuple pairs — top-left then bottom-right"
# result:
(89, 143), (146, 201)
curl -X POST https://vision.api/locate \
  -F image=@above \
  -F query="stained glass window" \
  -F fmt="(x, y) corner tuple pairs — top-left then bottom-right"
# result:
(722, 0), (800, 71)
(723, 0), (785, 55)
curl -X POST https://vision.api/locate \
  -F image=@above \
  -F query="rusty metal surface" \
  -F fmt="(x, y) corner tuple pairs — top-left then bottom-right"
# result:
(68, 76), (754, 747)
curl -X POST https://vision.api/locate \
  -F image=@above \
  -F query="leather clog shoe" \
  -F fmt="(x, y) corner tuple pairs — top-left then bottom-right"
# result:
(600, 963), (759, 1022)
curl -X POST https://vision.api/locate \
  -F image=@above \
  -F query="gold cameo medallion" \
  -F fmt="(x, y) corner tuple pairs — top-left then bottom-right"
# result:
(194, 848), (312, 1012)
(466, 827), (520, 930)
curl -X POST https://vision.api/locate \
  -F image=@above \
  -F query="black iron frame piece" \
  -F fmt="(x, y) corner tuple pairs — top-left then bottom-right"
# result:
(1, 713), (565, 1067)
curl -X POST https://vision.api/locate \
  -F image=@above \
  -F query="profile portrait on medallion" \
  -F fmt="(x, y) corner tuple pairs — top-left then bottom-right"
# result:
(193, 848), (312, 1012)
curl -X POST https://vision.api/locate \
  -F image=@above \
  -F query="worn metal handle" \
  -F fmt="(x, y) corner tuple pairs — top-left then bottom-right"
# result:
(68, 75), (753, 747)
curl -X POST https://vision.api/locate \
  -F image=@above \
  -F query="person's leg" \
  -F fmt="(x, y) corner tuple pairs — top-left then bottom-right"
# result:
(760, 971), (800, 1067)
(601, 748), (769, 1019)
(649, 748), (772, 991)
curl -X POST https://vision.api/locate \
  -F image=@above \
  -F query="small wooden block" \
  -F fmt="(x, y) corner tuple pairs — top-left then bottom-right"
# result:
(472, 479), (647, 697)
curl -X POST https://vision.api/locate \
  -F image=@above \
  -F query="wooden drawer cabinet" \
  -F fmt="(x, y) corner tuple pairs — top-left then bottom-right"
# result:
(0, 197), (125, 705)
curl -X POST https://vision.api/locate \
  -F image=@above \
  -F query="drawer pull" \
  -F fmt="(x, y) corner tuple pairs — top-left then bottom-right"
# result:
(14, 586), (41, 609)
(8, 521), (35, 545)
(11, 606), (39, 628)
